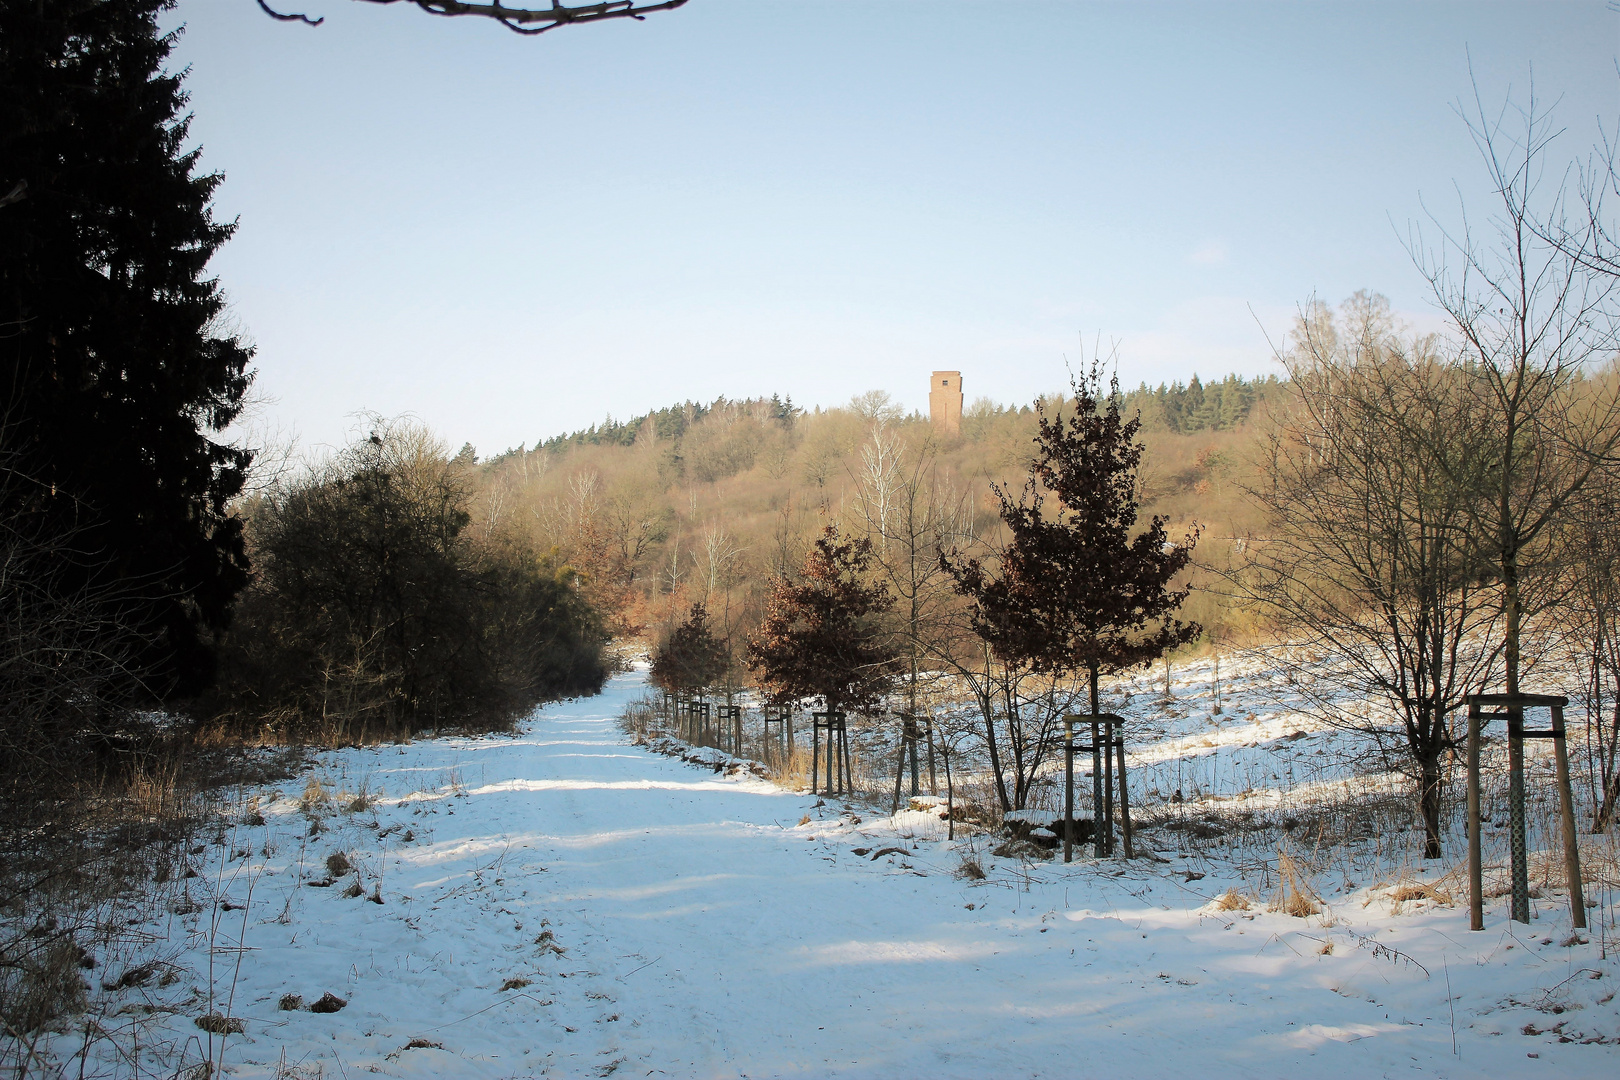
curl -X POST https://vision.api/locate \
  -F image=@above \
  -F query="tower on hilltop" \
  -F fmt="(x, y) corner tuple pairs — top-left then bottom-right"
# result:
(929, 371), (963, 438)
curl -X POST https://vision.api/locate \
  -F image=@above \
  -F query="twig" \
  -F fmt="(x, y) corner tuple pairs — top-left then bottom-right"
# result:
(426, 991), (554, 1030)
(623, 955), (662, 978)
(1341, 927), (1430, 977)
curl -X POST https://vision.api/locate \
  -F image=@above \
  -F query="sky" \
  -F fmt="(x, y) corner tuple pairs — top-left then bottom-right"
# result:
(163, 1), (1620, 457)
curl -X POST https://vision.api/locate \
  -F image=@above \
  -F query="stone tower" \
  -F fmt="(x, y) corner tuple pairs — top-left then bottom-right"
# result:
(929, 371), (963, 438)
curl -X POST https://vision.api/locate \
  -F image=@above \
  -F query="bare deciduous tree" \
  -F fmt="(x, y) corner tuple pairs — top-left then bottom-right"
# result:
(1238, 293), (1506, 858)
(1410, 83), (1620, 703)
(849, 425), (972, 718)
(1566, 463), (1620, 830)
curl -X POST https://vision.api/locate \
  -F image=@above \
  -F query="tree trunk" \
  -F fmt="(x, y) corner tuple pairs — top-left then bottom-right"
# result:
(1419, 751), (1444, 859)
(975, 673), (1012, 811)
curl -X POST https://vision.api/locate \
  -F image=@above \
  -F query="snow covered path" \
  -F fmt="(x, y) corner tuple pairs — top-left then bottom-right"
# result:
(116, 672), (1615, 1079)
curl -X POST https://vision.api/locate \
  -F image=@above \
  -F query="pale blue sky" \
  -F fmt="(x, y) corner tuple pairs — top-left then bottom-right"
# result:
(166, 1), (1620, 456)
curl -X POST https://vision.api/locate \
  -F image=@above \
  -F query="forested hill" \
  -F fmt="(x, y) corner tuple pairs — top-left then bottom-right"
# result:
(464, 373), (1283, 645)
(537, 394), (803, 454)
(527, 374), (1280, 456)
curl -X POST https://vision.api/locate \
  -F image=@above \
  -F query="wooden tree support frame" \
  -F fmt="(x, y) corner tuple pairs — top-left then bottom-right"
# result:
(890, 713), (937, 812)
(811, 711), (851, 796)
(715, 704), (742, 756)
(1464, 693), (1586, 931)
(685, 699), (711, 748)
(1063, 713), (1134, 862)
(761, 704), (792, 767)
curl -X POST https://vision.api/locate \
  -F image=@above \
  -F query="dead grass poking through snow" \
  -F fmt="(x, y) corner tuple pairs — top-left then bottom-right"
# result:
(1270, 849), (1321, 917)
(955, 849), (987, 881)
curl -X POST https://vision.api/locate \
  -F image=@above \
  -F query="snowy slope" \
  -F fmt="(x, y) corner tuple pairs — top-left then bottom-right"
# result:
(58, 670), (1618, 1078)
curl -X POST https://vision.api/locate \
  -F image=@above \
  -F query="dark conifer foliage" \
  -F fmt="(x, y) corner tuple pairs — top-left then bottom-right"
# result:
(946, 365), (1201, 712)
(747, 526), (898, 715)
(538, 394), (800, 453)
(0, 0), (253, 698)
(212, 422), (607, 738)
(649, 603), (729, 698)
(1119, 373), (1281, 433)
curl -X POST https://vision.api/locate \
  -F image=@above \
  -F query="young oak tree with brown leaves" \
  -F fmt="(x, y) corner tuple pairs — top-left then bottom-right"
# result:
(746, 525), (899, 715)
(946, 363), (1200, 719)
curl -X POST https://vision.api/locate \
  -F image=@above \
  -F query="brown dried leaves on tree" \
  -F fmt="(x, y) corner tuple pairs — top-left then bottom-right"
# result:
(746, 526), (899, 715)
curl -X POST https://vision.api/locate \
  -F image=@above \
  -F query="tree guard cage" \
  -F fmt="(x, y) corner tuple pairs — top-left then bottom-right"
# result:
(811, 711), (851, 796)
(1063, 713), (1134, 862)
(715, 704), (742, 755)
(890, 712), (937, 812)
(1463, 694), (1585, 930)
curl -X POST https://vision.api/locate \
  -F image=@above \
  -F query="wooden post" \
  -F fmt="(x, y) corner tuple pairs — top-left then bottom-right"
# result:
(1090, 718), (1105, 859)
(908, 715), (921, 797)
(925, 717), (939, 796)
(1551, 703), (1588, 930)
(826, 716), (835, 794)
(1101, 717), (1115, 857)
(1063, 715), (1077, 864)
(1115, 723), (1134, 859)
(839, 716), (852, 795)
(1507, 703), (1530, 924)
(1467, 698), (1484, 931)
(811, 715), (820, 796)
(891, 714), (909, 813)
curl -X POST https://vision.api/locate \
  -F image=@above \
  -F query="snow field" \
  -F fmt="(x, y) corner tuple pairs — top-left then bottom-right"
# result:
(52, 669), (1620, 1078)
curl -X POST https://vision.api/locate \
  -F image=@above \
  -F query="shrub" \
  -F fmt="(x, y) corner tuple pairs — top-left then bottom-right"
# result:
(208, 419), (606, 739)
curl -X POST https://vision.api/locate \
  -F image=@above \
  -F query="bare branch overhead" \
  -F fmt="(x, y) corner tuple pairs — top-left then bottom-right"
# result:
(259, 0), (691, 35)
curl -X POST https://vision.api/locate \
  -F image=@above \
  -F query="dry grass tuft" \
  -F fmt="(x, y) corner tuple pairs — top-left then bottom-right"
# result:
(195, 1012), (245, 1034)
(955, 851), (987, 880)
(991, 838), (1051, 861)
(299, 777), (331, 814)
(499, 977), (532, 991)
(343, 779), (376, 813)
(1388, 880), (1455, 909)
(1212, 888), (1252, 911)
(1270, 849), (1321, 918)
(278, 993), (304, 1011)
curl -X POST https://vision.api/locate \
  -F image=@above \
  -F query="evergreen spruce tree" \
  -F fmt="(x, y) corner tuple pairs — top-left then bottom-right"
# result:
(0, 0), (252, 698)
(650, 603), (730, 699)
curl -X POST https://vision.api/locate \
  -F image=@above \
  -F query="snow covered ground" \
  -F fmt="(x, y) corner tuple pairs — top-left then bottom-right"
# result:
(53, 669), (1619, 1078)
